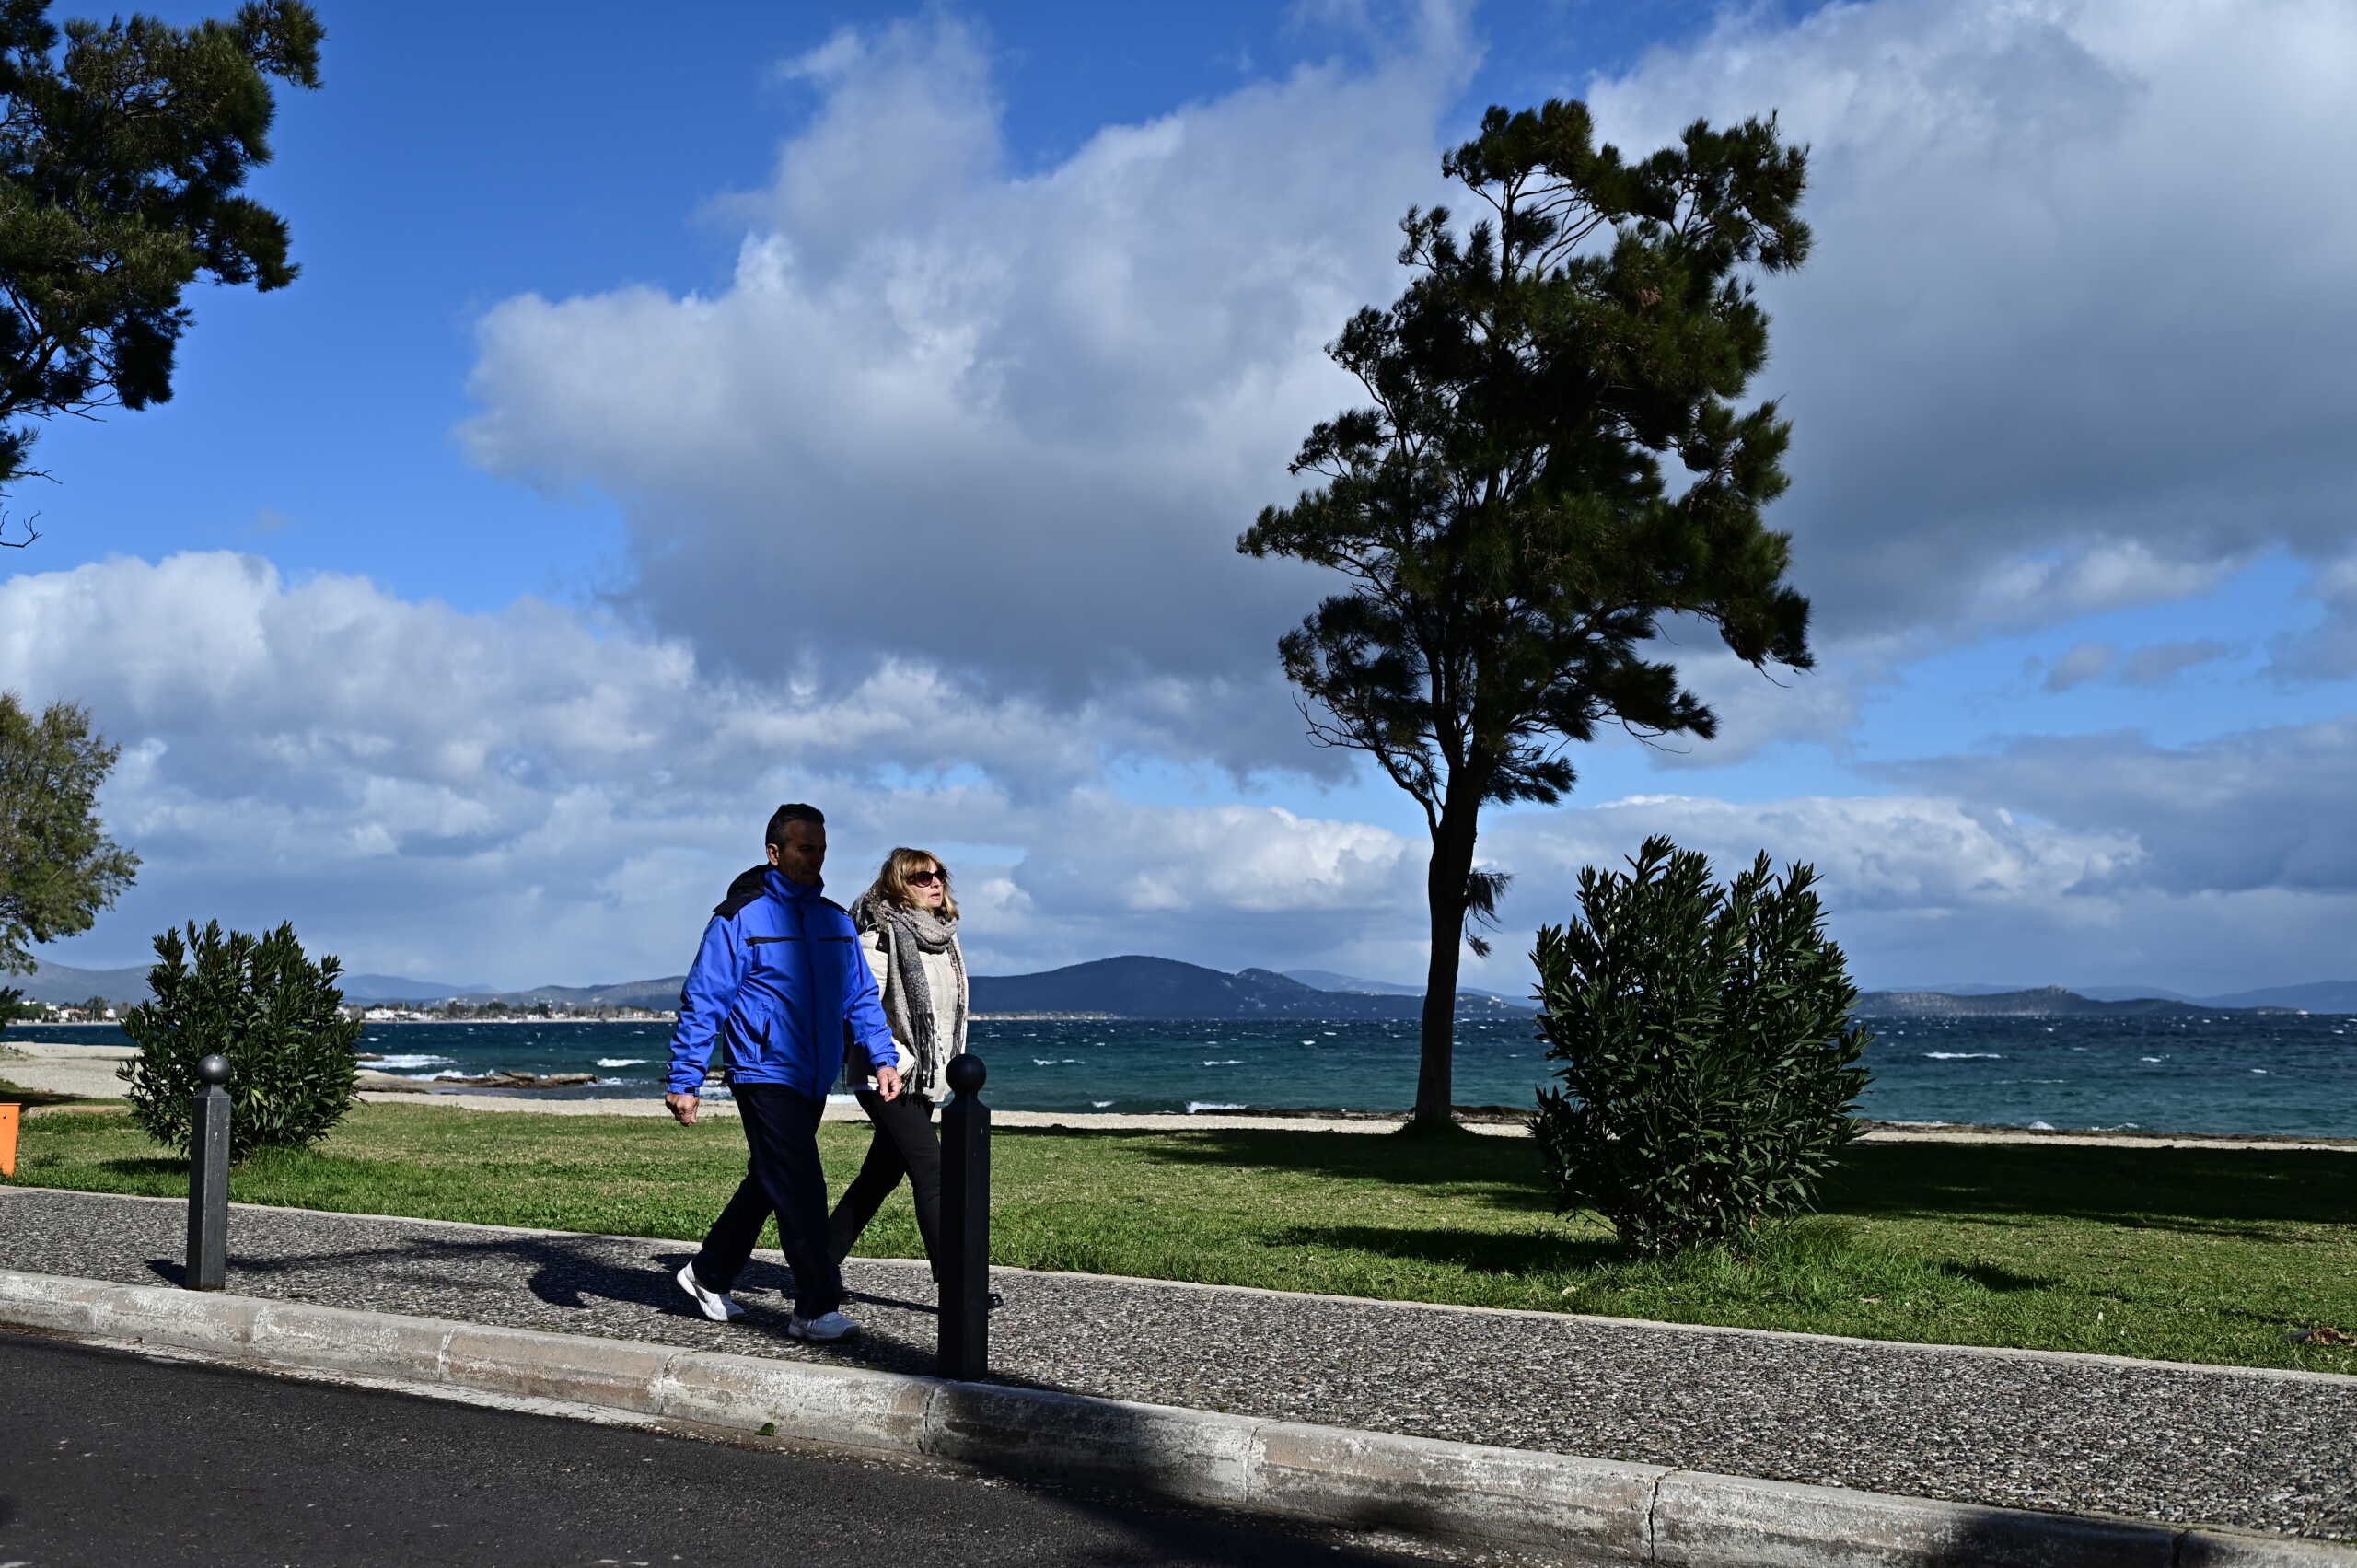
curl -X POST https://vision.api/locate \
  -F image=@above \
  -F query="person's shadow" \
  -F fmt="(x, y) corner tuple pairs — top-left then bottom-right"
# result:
(140, 1230), (939, 1373)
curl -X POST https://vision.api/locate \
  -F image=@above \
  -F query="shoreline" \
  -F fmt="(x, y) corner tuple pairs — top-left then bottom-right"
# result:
(11, 1040), (2356, 1149)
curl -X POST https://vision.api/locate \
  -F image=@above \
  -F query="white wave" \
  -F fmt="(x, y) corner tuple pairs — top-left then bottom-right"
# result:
(1031, 1058), (1084, 1066)
(595, 1057), (649, 1068)
(366, 1054), (454, 1070)
(2139, 1056), (2164, 1063)
(2251, 1068), (2270, 1074)
(2028, 1121), (2056, 1130)
(1923, 1052), (2002, 1060)
(1091, 1099), (1115, 1109)
(1202, 1059), (1244, 1066)
(1186, 1101), (1246, 1114)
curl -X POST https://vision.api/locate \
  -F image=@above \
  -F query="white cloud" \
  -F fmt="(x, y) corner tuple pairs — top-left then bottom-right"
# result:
(1874, 714), (2357, 897)
(456, 0), (2357, 784)
(1584, 0), (2357, 645)
(460, 5), (1478, 749)
(12, 552), (2353, 996)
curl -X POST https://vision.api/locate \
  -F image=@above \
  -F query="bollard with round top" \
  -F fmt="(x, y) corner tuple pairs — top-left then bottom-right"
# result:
(938, 1052), (991, 1380)
(186, 1054), (232, 1290)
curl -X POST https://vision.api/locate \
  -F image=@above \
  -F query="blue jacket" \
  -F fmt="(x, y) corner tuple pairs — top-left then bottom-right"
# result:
(666, 866), (894, 1098)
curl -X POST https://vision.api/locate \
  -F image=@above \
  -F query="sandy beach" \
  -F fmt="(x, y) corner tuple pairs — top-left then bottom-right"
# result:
(7, 1038), (2353, 1150)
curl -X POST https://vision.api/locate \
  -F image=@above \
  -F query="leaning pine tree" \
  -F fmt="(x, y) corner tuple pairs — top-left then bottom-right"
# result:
(120, 920), (361, 1160)
(1240, 100), (1816, 1130)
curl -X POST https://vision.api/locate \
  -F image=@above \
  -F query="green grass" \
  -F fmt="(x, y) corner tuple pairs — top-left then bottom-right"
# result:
(6, 1102), (2353, 1373)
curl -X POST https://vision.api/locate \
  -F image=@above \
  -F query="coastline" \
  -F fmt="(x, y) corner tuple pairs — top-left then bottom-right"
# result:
(8, 1041), (2354, 1149)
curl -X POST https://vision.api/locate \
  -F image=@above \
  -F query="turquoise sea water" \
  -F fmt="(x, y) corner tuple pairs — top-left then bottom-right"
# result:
(15, 1011), (2356, 1136)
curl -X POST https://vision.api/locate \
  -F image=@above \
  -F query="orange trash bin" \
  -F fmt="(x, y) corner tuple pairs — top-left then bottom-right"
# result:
(0, 1102), (17, 1178)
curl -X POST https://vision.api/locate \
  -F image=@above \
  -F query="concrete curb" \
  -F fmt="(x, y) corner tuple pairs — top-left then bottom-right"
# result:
(2, 1268), (2346, 1565)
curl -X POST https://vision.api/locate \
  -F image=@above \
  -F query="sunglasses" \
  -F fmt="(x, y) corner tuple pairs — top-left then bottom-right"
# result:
(906, 870), (944, 886)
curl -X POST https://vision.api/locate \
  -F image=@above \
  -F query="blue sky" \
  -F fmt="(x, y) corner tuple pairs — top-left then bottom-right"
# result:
(8, 0), (2356, 997)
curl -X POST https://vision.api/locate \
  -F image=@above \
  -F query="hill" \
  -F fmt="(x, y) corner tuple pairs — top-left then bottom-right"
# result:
(974, 956), (1534, 1019)
(455, 978), (685, 1011)
(1852, 986), (2243, 1017)
(2193, 980), (2357, 1013)
(11, 958), (156, 1006)
(11, 959), (488, 1007)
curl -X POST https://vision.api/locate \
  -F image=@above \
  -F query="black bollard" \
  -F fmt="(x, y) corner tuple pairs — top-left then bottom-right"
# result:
(186, 1054), (231, 1291)
(937, 1052), (991, 1380)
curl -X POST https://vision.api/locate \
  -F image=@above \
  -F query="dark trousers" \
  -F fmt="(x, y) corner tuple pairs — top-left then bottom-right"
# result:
(691, 1082), (842, 1318)
(827, 1088), (943, 1279)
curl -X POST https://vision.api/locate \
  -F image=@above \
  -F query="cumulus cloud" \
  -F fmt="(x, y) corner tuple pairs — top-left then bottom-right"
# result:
(0, 553), (1425, 984)
(1584, 0), (2357, 649)
(11, 552), (2351, 995)
(460, 4), (1477, 766)
(1873, 715), (2357, 898)
(455, 0), (2357, 782)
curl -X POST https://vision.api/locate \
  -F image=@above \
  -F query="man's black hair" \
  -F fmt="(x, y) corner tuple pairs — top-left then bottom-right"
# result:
(765, 802), (825, 850)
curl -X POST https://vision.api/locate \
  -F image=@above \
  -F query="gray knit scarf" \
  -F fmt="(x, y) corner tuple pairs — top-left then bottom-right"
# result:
(848, 887), (968, 1102)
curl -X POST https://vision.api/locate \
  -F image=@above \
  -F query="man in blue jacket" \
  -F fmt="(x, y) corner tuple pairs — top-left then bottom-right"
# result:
(665, 802), (898, 1341)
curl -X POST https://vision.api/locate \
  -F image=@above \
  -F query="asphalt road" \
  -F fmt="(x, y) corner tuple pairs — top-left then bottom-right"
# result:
(0, 1332), (1470, 1568)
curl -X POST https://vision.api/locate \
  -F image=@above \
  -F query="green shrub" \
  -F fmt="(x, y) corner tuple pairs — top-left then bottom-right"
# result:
(1531, 835), (1872, 1257)
(119, 921), (362, 1160)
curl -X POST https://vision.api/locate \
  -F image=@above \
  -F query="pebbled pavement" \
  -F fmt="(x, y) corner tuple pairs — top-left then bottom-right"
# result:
(2, 1185), (2351, 1543)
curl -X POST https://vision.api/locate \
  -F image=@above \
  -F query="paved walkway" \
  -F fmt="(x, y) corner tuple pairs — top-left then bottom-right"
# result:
(1, 1186), (2350, 1544)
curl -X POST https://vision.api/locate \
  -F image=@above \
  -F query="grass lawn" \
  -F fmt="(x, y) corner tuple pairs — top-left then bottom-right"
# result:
(5, 1101), (2352, 1374)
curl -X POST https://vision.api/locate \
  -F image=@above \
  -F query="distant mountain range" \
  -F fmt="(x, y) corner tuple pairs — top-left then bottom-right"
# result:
(18, 955), (2355, 1018)
(971, 957), (1535, 1018)
(1281, 969), (1527, 1005)
(1853, 986), (2311, 1017)
(7, 959), (488, 1007)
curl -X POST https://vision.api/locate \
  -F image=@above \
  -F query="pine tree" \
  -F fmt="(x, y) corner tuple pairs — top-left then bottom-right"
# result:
(0, 0), (323, 542)
(0, 691), (138, 973)
(1239, 100), (1816, 1130)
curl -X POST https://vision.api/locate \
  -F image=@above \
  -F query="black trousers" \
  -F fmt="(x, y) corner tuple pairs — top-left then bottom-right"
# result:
(827, 1088), (943, 1279)
(691, 1082), (842, 1318)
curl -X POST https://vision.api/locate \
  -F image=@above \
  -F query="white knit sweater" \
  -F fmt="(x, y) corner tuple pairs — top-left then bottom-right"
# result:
(855, 927), (959, 1098)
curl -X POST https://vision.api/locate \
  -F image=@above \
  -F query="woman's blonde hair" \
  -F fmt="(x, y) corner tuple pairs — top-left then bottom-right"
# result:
(875, 846), (957, 918)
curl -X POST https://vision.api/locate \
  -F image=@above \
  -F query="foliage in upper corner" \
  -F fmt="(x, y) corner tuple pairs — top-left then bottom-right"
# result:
(0, 0), (324, 540)
(0, 691), (139, 974)
(1530, 834), (1872, 1257)
(118, 919), (360, 1158)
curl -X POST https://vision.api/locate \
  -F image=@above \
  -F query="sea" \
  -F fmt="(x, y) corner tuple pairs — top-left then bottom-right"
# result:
(15, 1011), (2357, 1137)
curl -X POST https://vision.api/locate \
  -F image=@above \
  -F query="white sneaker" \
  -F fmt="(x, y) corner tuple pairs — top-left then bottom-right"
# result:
(677, 1263), (744, 1322)
(787, 1309), (859, 1342)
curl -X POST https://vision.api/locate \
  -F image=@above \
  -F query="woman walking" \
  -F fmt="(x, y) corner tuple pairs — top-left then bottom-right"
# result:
(829, 846), (968, 1279)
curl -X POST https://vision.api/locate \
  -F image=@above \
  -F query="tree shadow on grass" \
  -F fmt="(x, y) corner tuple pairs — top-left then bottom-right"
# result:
(99, 1156), (184, 1180)
(1929, 1260), (2056, 1293)
(1074, 1125), (1551, 1213)
(1260, 1222), (1618, 1278)
(1823, 1144), (2349, 1235)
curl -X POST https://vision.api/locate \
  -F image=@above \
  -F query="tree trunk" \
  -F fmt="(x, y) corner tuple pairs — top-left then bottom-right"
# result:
(1411, 792), (1481, 1129)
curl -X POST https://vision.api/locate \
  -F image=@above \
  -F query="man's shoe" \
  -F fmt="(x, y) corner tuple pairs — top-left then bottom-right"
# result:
(786, 1309), (859, 1342)
(676, 1262), (745, 1322)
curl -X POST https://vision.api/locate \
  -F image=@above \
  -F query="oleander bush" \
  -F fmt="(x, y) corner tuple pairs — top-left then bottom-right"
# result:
(120, 921), (362, 1160)
(1531, 835), (1872, 1257)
